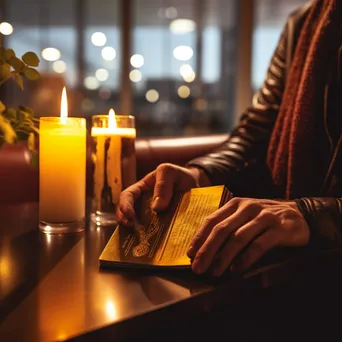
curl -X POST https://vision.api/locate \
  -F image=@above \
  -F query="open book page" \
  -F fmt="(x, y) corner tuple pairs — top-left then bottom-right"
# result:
(156, 186), (227, 266)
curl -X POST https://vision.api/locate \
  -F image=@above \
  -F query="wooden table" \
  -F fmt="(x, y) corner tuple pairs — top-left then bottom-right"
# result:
(1, 202), (342, 342)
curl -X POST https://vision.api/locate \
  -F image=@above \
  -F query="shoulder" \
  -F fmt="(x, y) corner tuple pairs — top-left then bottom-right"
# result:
(288, 0), (313, 23)
(284, 1), (314, 66)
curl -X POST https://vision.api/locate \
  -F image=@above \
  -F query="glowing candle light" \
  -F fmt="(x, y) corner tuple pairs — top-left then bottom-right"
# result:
(39, 87), (86, 233)
(91, 109), (136, 225)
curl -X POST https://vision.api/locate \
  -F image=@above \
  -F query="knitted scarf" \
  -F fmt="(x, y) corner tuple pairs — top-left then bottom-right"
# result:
(267, 0), (341, 199)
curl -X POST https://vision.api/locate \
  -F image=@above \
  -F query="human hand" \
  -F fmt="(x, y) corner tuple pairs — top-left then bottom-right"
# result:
(187, 198), (310, 276)
(116, 164), (209, 226)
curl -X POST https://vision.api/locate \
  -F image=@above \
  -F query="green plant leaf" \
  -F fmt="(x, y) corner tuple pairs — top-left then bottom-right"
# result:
(0, 47), (6, 62)
(0, 101), (6, 113)
(22, 52), (40, 67)
(28, 132), (35, 151)
(30, 151), (38, 168)
(18, 105), (34, 116)
(24, 67), (40, 81)
(31, 126), (39, 134)
(5, 48), (15, 61)
(0, 64), (10, 81)
(13, 73), (24, 90)
(8, 56), (25, 72)
(2, 108), (16, 120)
(0, 115), (16, 143)
(17, 109), (29, 122)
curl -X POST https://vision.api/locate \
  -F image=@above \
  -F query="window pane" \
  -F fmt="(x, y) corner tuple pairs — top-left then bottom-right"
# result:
(3, 0), (121, 117)
(4, 0), (77, 116)
(83, 0), (121, 115)
(132, 0), (238, 137)
(2, 0), (238, 137)
(252, 0), (308, 90)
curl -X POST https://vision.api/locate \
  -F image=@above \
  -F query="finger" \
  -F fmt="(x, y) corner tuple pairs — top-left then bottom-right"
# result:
(152, 164), (178, 212)
(119, 172), (156, 220)
(116, 206), (128, 225)
(212, 218), (268, 277)
(191, 204), (256, 275)
(187, 199), (239, 259)
(231, 229), (279, 273)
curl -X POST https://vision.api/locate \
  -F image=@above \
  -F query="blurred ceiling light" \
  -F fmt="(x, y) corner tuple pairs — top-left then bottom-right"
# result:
(145, 89), (159, 103)
(101, 47), (116, 61)
(42, 47), (61, 62)
(91, 32), (107, 47)
(130, 54), (144, 68)
(95, 68), (109, 81)
(165, 7), (178, 19)
(178, 85), (190, 99)
(84, 76), (99, 90)
(173, 46), (193, 61)
(170, 19), (196, 34)
(183, 71), (196, 83)
(0, 22), (13, 35)
(52, 60), (66, 73)
(180, 64), (196, 82)
(129, 69), (142, 83)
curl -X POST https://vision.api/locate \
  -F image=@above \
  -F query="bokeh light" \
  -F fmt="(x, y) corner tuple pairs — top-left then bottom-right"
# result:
(42, 48), (61, 62)
(145, 89), (159, 103)
(91, 32), (107, 47)
(173, 46), (193, 61)
(101, 47), (116, 61)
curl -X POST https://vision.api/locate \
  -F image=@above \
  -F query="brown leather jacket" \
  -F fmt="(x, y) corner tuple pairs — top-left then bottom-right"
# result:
(188, 3), (342, 250)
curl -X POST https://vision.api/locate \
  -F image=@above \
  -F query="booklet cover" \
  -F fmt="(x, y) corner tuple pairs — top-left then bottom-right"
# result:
(99, 185), (232, 269)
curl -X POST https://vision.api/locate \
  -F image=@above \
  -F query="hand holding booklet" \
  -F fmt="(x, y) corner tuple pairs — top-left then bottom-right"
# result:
(99, 185), (232, 269)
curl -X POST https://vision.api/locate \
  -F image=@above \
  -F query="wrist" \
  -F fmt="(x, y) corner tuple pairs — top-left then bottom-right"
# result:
(187, 167), (211, 187)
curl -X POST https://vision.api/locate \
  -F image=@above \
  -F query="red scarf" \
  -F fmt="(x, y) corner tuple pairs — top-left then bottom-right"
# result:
(267, 0), (341, 199)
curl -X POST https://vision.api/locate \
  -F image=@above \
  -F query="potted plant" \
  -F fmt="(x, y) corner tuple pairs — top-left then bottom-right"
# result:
(0, 47), (40, 163)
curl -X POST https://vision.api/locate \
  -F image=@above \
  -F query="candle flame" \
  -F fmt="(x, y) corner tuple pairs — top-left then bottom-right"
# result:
(108, 108), (116, 129)
(60, 87), (68, 123)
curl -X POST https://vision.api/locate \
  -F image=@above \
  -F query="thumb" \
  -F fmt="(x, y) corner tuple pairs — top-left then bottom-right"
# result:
(152, 164), (177, 212)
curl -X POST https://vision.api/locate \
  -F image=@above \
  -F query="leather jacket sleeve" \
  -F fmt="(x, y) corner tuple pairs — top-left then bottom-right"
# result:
(187, 15), (342, 250)
(187, 26), (288, 198)
(295, 198), (342, 249)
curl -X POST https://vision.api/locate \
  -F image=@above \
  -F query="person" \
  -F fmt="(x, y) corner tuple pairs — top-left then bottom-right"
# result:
(117, 0), (342, 277)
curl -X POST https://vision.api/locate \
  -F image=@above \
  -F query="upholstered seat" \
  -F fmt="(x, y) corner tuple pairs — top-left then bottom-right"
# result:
(0, 134), (228, 204)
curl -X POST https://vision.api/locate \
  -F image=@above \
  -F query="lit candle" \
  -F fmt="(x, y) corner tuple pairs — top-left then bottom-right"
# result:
(39, 87), (86, 233)
(91, 110), (136, 225)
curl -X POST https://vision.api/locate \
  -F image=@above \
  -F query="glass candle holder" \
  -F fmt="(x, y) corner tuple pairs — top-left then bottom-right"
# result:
(39, 117), (86, 234)
(91, 115), (136, 226)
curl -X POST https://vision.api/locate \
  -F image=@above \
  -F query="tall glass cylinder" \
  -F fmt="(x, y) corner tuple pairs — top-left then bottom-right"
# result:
(91, 115), (136, 226)
(39, 117), (86, 234)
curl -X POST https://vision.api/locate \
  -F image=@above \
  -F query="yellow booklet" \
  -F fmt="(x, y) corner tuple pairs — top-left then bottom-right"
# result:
(99, 185), (232, 269)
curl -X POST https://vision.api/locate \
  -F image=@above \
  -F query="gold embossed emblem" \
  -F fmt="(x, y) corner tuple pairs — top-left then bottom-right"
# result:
(132, 221), (159, 257)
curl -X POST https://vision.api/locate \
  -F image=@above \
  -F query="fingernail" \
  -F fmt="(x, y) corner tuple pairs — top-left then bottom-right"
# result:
(152, 196), (161, 210)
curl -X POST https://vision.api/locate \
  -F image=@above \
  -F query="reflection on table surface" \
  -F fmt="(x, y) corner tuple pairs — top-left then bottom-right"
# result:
(0, 202), (235, 341)
(2, 202), (342, 341)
